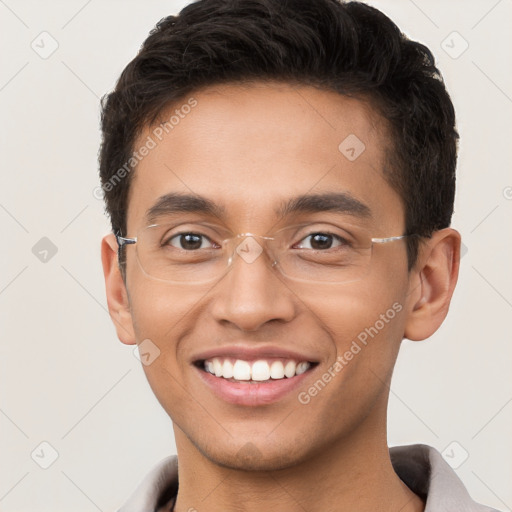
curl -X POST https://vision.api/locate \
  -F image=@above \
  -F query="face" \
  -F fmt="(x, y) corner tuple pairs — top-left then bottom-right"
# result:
(106, 82), (425, 470)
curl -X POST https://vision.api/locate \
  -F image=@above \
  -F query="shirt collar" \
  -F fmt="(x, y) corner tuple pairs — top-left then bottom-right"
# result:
(118, 444), (498, 512)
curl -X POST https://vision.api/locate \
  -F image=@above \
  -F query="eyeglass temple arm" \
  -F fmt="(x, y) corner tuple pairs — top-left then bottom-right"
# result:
(115, 232), (137, 249)
(371, 234), (408, 244)
(114, 231), (411, 249)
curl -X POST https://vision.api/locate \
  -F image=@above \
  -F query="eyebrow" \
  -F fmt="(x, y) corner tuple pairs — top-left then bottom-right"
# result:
(145, 191), (372, 224)
(275, 191), (371, 219)
(146, 193), (226, 224)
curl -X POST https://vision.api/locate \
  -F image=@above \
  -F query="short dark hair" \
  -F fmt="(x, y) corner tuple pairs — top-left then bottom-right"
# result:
(99, 0), (458, 272)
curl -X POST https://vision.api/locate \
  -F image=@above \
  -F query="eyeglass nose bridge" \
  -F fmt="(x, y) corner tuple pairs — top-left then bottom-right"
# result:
(228, 232), (279, 268)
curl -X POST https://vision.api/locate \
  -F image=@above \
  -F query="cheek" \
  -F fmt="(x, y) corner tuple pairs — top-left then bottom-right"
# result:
(127, 280), (201, 402)
(297, 277), (408, 401)
(128, 277), (200, 337)
(292, 289), (406, 438)
(301, 274), (407, 346)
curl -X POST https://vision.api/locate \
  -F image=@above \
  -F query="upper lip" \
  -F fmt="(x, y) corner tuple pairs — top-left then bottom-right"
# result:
(191, 345), (320, 364)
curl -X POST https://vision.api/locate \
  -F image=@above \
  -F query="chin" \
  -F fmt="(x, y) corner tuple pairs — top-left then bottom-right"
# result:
(196, 436), (313, 472)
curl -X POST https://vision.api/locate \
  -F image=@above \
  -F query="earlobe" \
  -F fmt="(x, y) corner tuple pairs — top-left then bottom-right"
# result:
(403, 228), (461, 341)
(101, 233), (137, 345)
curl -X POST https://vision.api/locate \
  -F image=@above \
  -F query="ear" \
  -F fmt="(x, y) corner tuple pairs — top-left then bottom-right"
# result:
(101, 233), (136, 345)
(403, 228), (461, 341)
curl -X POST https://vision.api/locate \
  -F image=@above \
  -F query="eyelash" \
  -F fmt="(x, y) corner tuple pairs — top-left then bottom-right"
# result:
(163, 230), (351, 250)
(294, 232), (350, 250)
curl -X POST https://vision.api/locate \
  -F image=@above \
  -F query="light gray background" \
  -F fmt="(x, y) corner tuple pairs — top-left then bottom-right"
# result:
(0, 0), (511, 510)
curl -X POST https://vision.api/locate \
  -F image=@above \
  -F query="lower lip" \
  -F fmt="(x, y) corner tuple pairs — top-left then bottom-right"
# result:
(194, 365), (316, 406)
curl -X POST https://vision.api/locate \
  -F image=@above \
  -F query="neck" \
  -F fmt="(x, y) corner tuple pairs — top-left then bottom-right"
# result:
(172, 402), (424, 512)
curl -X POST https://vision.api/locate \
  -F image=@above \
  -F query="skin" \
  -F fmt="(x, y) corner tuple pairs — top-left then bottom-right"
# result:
(101, 82), (460, 512)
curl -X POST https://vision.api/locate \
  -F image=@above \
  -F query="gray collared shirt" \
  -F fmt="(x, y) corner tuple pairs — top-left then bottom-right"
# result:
(118, 444), (500, 511)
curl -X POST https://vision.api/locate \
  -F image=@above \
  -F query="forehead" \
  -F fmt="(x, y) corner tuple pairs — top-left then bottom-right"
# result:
(126, 82), (404, 233)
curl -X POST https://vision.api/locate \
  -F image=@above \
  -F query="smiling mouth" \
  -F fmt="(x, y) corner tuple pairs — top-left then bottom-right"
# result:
(195, 357), (318, 383)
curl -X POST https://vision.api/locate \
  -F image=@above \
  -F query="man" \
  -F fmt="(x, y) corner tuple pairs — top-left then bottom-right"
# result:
(99, 0), (499, 510)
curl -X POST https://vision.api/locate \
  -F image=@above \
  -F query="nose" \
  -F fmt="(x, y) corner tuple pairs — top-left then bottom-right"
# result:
(210, 236), (296, 332)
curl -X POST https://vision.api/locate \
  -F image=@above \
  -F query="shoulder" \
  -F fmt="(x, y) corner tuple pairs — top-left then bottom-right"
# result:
(117, 455), (178, 512)
(390, 444), (501, 512)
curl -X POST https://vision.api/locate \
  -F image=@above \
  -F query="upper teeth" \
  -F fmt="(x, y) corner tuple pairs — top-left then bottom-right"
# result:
(204, 358), (311, 381)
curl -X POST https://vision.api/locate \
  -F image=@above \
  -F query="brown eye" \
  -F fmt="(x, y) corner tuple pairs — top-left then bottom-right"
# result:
(295, 232), (349, 250)
(167, 232), (214, 250)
